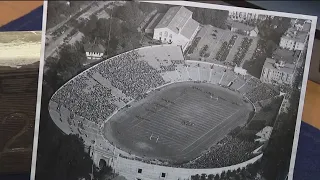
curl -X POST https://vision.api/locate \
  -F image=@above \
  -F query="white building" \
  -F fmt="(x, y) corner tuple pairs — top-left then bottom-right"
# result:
(279, 27), (309, 51)
(230, 21), (259, 37)
(83, 43), (104, 62)
(152, 6), (200, 52)
(228, 11), (273, 23)
(255, 126), (273, 143)
(260, 48), (297, 85)
(260, 58), (295, 85)
(234, 66), (247, 76)
(229, 11), (258, 22)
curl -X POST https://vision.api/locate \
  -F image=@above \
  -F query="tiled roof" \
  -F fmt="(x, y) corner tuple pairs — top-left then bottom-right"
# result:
(180, 18), (199, 39)
(155, 6), (193, 34)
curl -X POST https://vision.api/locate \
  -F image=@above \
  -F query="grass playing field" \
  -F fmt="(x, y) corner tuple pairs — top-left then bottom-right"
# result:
(104, 82), (254, 163)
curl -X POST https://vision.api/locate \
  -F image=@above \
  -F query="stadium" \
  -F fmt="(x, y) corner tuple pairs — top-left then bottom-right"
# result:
(48, 45), (283, 180)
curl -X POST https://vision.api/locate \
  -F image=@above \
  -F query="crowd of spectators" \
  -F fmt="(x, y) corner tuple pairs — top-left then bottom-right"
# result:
(246, 83), (279, 103)
(50, 45), (284, 171)
(92, 50), (166, 98)
(250, 96), (283, 126)
(52, 74), (117, 124)
(215, 35), (238, 61)
(233, 37), (253, 66)
(179, 136), (259, 169)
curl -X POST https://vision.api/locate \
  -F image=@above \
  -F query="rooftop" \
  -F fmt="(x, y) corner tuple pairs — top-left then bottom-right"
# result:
(282, 27), (308, 43)
(272, 48), (295, 64)
(180, 18), (199, 39)
(302, 22), (311, 32)
(155, 6), (193, 34)
(83, 43), (104, 53)
(296, 19), (305, 26)
(263, 58), (295, 74)
(145, 13), (164, 30)
(230, 21), (256, 31)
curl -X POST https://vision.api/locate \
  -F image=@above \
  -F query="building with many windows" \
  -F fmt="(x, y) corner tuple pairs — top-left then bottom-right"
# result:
(83, 43), (104, 65)
(151, 6), (200, 52)
(260, 48), (297, 85)
(279, 20), (310, 51)
(228, 11), (273, 23)
(279, 27), (309, 51)
(260, 58), (295, 85)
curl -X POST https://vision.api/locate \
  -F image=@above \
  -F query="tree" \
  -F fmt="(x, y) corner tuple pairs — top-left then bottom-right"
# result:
(114, 1), (143, 29)
(189, 7), (229, 29)
(200, 173), (207, 180)
(214, 174), (220, 180)
(191, 174), (201, 180)
(94, 165), (113, 180)
(56, 43), (86, 83)
(207, 174), (215, 180)
(221, 171), (226, 179)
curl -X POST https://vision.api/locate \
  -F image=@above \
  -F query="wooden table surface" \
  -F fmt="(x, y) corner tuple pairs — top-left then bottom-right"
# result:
(302, 80), (320, 130)
(0, 1), (43, 27)
(0, 66), (39, 174)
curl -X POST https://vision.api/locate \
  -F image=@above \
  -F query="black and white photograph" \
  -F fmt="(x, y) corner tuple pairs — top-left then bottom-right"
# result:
(32, 1), (317, 180)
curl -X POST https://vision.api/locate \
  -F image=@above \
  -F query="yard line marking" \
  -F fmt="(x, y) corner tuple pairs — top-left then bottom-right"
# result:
(197, 66), (201, 81)
(219, 72), (225, 85)
(126, 91), (187, 131)
(208, 68), (213, 82)
(182, 109), (240, 151)
(237, 77), (251, 91)
(185, 66), (191, 80)
(180, 110), (247, 155)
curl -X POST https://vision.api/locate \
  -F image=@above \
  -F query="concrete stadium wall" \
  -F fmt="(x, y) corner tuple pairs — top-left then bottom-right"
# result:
(113, 154), (263, 180)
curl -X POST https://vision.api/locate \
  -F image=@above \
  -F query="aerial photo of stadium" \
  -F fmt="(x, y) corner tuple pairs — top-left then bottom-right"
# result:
(35, 1), (316, 180)
(49, 44), (276, 179)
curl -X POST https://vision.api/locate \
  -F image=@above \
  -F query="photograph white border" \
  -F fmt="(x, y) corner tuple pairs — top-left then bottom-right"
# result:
(30, 1), (47, 180)
(30, 1), (318, 180)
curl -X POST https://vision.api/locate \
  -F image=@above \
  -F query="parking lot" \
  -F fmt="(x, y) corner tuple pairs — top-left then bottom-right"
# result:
(186, 25), (258, 67)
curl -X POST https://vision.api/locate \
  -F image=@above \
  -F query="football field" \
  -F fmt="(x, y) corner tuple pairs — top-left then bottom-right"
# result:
(104, 82), (253, 163)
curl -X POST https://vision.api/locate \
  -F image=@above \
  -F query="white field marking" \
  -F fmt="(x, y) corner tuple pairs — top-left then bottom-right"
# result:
(208, 68), (213, 82)
(237, 76), (251, 91)
(178, 110), (247, 157)
(185, 66), (191, 79)
(126, 91), (187, 131)
(182, 109), (240, 151)
(139, 97), (237, 136)
(219, 72), (226, 84)
(134, 126), (186, 145)
(231, 76), (238, 84)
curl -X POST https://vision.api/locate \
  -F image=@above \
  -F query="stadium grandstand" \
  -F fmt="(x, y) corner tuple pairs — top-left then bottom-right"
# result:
(48, 45), (283, 180)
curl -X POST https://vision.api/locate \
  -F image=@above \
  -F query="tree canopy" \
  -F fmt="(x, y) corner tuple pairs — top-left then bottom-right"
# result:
(188, 7), (229, 29)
